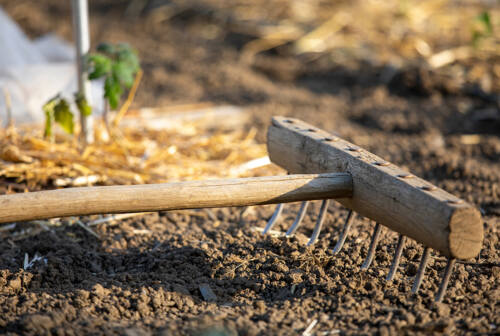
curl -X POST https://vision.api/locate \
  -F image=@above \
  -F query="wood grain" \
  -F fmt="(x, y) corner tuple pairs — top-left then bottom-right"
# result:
(267, 116), (483, 259)
(0, 173), (352, 224)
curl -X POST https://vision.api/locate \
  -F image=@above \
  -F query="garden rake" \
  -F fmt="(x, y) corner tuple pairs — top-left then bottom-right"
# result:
(0, 117), (483, 302)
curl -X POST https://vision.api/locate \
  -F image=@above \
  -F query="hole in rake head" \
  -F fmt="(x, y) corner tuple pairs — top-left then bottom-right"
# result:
(284, 119), (294, 123)
(397, 173), (414, 179)
(420, 185), (438, 191)
(373, 161), (390, 166)
(346, 147), (362, 152)
(307, 128), (317, 132)
(446, 199), (463, 205)
(323, 137), (339, 142)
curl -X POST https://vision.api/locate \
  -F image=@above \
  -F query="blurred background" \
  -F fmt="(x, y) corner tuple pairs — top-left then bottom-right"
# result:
(0, 0), (498, 133)
(0, 0), (498, 187)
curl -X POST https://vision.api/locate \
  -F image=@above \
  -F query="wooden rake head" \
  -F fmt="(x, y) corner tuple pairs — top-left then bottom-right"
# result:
(264, 116), (483, 302)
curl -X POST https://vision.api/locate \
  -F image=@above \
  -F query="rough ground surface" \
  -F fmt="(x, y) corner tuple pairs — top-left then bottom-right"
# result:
(0, 1), (499, 335)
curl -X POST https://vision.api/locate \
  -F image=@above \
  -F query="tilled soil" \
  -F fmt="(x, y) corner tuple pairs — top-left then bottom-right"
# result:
(0, 1), (499, 335)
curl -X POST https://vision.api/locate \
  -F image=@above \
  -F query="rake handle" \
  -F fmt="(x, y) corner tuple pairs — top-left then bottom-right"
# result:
(267, 116), (483, 259)
(0, 173), (352, 224)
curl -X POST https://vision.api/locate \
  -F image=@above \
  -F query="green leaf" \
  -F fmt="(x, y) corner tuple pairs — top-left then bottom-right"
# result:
(96, 42), (115, 55)
(472, 11), (493, 47)
(43, 96), (59, 138)
(477, 11), (492, 35)
(112, 61), (135, 88)
(116, 43), (140, 72)
(74, 92), (92, 116)
(88, 54), (112, 80)
(42, 96), (74, 135)
(53, 99), (74, 134)
(104, 75), (122, 109)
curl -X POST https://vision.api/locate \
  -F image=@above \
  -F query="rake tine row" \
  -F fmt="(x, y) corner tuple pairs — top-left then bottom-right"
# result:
(262, 201), (460, 302)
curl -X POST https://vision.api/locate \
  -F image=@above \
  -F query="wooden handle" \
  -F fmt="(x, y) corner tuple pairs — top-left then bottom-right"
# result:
(0, 173), (352, 224)
(267, 116), (483, 259)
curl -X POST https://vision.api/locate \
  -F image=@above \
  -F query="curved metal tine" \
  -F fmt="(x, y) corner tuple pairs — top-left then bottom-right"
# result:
(262, 203), (284, 234)
(332, 210), (356, 255)
(411, 247), (431, 294)
(285, 201), (310, 237)
(361, 223), (382, 270)
(386, 234), (406, 281)
(435, 258), (456, 303)
(306, 199), (330, 246)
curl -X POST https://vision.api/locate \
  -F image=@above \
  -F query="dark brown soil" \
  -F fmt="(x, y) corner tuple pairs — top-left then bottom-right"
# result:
(0, 1), (499, 335)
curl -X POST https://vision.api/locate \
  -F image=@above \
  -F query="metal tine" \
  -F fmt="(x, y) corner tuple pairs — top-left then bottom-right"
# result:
(332, 210), (356, 255)
(386, 234), (406, 281)
(262, 203), (284, 234)
(361, 223), (382, 270)
(411, 247), (431, 294)
(307, 199), (330, 246)
(435, 258), (456, 303)
(285, 201), (310, 237)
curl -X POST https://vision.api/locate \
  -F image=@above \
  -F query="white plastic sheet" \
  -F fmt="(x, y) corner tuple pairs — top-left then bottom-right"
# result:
(0, 7), (102, 124)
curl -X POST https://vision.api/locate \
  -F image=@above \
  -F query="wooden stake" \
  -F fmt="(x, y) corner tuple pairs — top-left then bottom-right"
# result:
(71, 0), (94, 144)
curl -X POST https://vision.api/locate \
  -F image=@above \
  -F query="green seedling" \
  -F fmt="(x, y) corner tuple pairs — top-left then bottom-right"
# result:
(88, 42), (141, 110)
(42, 42), (140, 141)
(472, 11), (493, 47)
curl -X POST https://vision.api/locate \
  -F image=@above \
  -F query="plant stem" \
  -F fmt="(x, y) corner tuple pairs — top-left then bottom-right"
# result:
(102, 99), (111, 141)
(113, 68), (143, 127)
(46, 112), (55, 144)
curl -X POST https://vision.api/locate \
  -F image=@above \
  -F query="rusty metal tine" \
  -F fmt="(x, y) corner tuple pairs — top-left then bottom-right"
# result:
(435, 258), (456, 303)
(386, 234), (406, 281)
(285, 201), (309, 237)
(262, 203), (284, 234)
(361, 223), (382, 270)
(307, 199), (330, 246)
(411, 247), (431, 294)
(332, 210), (355, 255)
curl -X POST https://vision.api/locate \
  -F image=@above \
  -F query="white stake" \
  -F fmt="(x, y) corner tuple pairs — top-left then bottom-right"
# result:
(71, 0), (94, 144)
